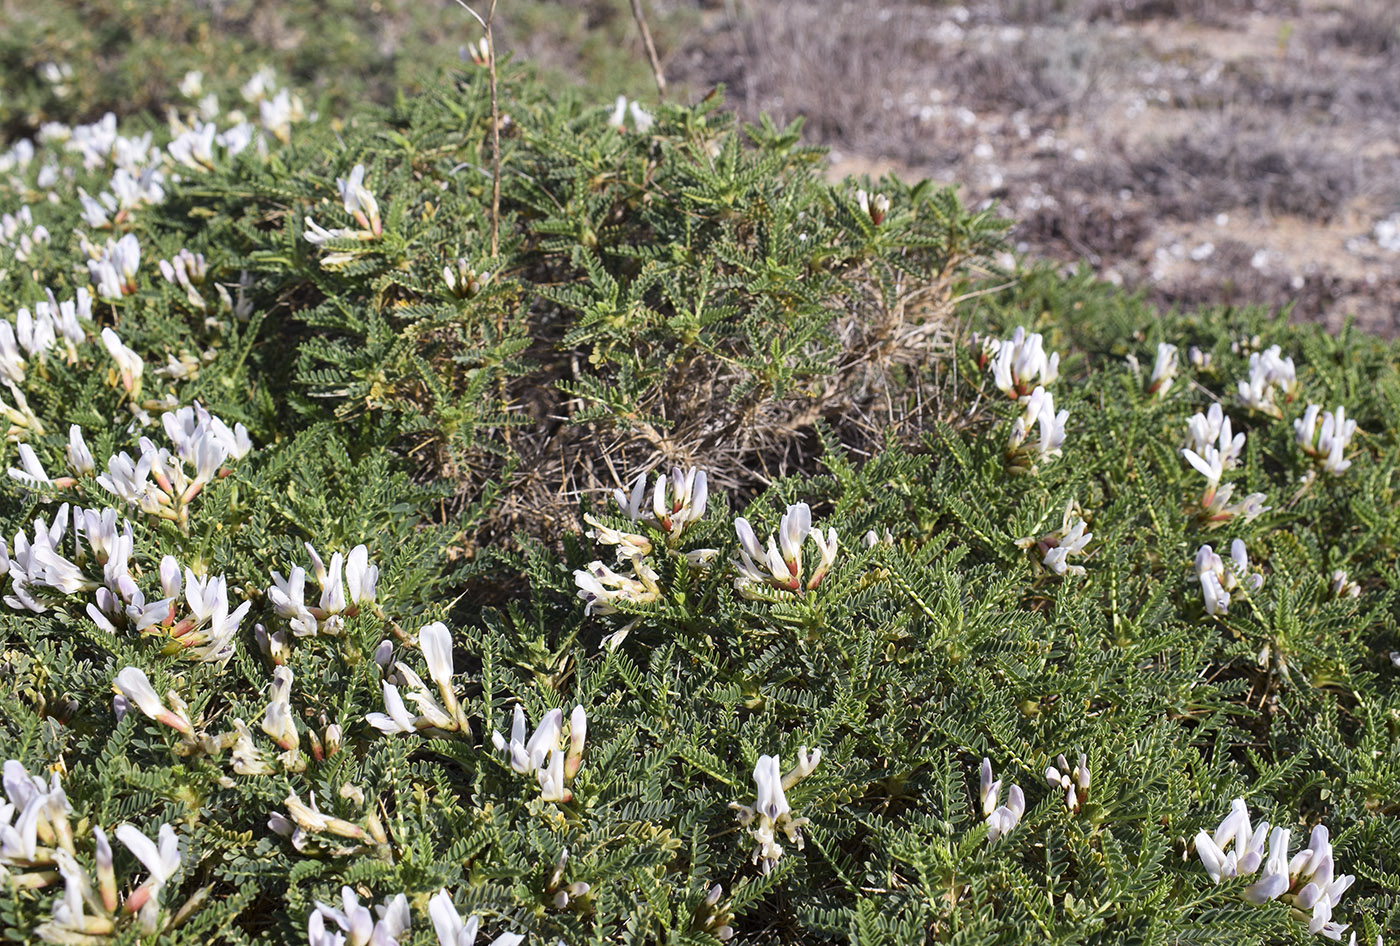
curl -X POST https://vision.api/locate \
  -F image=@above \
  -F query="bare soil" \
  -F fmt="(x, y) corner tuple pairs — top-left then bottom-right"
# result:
(653, 0), (1400, 333)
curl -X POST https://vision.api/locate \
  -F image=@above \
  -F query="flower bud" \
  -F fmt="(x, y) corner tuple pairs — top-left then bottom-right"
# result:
(565, 705), (587, 780)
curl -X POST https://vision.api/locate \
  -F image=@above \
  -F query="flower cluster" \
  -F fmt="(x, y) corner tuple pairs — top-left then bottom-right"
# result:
(574, 466), (719, 642)
(1016, 502), (1093, 577)
(1237, 345), (1299, 417)
(573, 556), (661, 617)
(1005, 385), (1068, 474)
(309, 888), (410, 946)
(270, 788), (383, 855)
(1295, 405), (1357, 476)
(88, 233), (142, 301)
(490, 704), (587, 803)
(158, 248), (210, 310)
(1044, 753), (1090, 812)
(0, 288), (88, 384)
(733, 502), (839, 597)
(1179, 404), (1268, 525)
(94, 403), (253, 526)
(980, 758), (1025, 843)
(2, 502), (251, 664)
(4, 758), (190, 943)
(1195, 799), (1355, 939)
(40, 821), (184, 941)
(607, 95), (655, 133)
(730, 748), (821, 873)
(304, 164), (383, 267)
(366, 622), (470, 736)
(610, 466), (710, 536)
(2, 759), (72, 870)
(856, 188), (890, 226)
(1195, 540), (1264, 617)
(987, 326), (1061, 399)
(267, 542), (379, 638)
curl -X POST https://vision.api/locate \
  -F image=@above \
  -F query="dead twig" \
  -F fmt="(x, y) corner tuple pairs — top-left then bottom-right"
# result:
(629, 0), (668, 102)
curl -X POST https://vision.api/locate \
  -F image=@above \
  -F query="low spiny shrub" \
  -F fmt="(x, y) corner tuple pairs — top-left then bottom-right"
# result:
(0, 52), (1397, 946)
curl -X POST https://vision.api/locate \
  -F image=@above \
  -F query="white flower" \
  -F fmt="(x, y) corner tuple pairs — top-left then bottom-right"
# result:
(1195, 798), (1354, 937)
(366, 682), (418, 735)
(1006, 385), (1067, 473)
(1237, 345), (1299, 417)
(979, 758), (1024, 843)
(1196, 540), (1263, 617)
(442, 259), (492, 298)
(260, 89), (306, 144)
(573, 555), (661, 614)
(856, 189), (890, 225)
(167, 122), (218, 171)
(66, 425), (94, 477)
(582, 514), (652, 560)
(336, 164), (382, 236)
(989, 326), (1060, 399)
(1148, 342), (1178, 395)
(261, 666), (299, 751)
(537, 748), (570, 802)
(1195, 545), (1231, 616)
(345, 545), (378, 605)
(732, 503), (839, 597)
(1295, 405), (1357, 476)
(1018, 502), (1092, 577)
(0, 322), (25, 385)
(608, 95), (654, 133)
(1200, 482), (1270, 526)
(428, 889), (525, 946)
(115, 822), (181, 901)
(1330, 569), (1360, 599)
(607, 466), (710, 535)
(7, 443), (56, 488)
(730, 750), (818, 873)
(490, 705), (584, 801)
(365, 624), (464, 735)
(112, 667), (193, 736)
(566, 705), (587, 779)
(312, 888), (409, 946)
(1043, 753), (1090, 812)
(100, 328), (144, 393)
(419, 622), (454, 691)
(303, 216), (362, 245)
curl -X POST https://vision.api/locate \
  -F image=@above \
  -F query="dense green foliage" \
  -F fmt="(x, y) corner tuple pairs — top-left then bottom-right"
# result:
(0, 48), (1397, 946)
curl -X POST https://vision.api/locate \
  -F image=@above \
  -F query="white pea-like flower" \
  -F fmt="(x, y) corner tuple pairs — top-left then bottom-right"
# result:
(1295, 404), (1357, 476)
(980, 758), (1024, 844)
(428, 888), (525, 946)
(1044, 753), (1090, 812)
(336, 164), (382, 236)
(100, 328), (144, 394)
(489, 704), (586, 802)
(989, 326), (1060, 399)
(112, 667), (193, 736)
(1148, 342), (1178, 395)
(732, 503), (839, 597)
(730, 749), (819, 872)
(1006, 385), (1068, 473)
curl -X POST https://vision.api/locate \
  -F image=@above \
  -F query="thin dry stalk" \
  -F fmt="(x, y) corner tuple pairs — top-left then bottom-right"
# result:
(448, 0), (502, 258)
(629, 0), (667, 101)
